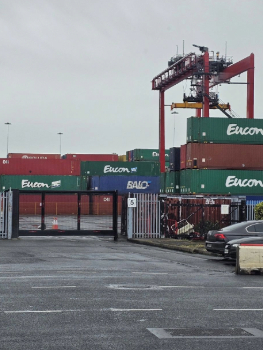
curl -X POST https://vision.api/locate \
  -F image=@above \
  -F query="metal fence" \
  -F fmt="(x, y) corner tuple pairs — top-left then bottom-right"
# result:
(126, 193), (160, 239)
(122, 194), (250, 240)
(0, 190), (13, 239)
(160, 195), (246, 239)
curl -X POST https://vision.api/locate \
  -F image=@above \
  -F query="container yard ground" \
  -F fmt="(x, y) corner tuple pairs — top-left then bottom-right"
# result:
(127, 237), (219, 256)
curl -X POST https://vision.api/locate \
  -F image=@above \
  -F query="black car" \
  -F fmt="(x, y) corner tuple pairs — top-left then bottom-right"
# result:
(205, 220), (263, 255)
(224, 236), (263, 260)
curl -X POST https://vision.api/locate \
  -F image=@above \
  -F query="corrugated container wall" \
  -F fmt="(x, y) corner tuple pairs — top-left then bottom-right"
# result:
(0, 175), (83, 191)
(180, 169), (263, 195)
(133, 149), (170, 161)
(0, 159), (80, 176)
(90, 175), (160, 194)
(169, 147), (181, 171)
(7, 153), (61, 159)
(187, 117), (263, 144)
(180, 145), (187, 170)
(62, 154), (118, 161)
(118, 155), (126, 162)
(185, 143), (263, 169)
(165, 171), (180, 194)
(160, 173), (166, 193)
(81, 161), (160, 176)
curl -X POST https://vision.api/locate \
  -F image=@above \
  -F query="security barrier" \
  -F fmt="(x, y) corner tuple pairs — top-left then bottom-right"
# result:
(236, 244), (263, 275)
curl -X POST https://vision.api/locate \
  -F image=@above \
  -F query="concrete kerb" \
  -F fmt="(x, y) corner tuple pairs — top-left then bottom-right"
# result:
(127, 238), (219, 257)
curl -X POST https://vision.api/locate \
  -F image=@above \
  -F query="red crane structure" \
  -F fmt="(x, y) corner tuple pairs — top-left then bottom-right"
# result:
(151, 45), (255, 173)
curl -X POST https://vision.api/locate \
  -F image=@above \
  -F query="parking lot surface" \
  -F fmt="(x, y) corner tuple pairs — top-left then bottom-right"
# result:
(0, 236), (263, 350)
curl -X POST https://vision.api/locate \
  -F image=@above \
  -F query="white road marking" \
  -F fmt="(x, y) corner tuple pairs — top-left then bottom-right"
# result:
(214, 309), (263, 311)
(159, 286), (204, 288)
(0, 276), (69, 279)
(242, 287), (263, 289)
(31, 286), (76, 289)
(132, 272), (168, 275)
(4, 309), (84, 314)
(108, 284), (204, 290)
(109, 308), (162, 312)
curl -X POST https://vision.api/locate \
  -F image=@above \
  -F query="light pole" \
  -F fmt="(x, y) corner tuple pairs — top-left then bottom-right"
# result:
(171, 110), (178, 146)
(5, 122), (11, 157)
(57, 133), (63, 155)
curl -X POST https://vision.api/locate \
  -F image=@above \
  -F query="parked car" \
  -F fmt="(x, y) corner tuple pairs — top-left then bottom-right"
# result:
(205, 221), (263, 255)
(224, 236), (263, 260)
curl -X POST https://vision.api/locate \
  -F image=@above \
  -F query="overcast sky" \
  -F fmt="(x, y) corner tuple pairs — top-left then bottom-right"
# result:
(0, 0), (262, 158)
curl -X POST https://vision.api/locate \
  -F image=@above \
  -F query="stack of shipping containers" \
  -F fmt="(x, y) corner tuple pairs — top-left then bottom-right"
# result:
(180, 117), (263, 196)
(163, 147), (180, 194)
(0, 153), (124, 217)
(0, 156), (82, 191)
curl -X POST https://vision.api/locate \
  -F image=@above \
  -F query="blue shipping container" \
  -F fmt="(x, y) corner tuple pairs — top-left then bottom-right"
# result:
(90, 176), (160, 194)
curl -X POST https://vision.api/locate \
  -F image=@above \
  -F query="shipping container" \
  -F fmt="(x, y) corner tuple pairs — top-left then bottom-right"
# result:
(81, 161), (160, 176)
(62, 154), (118, 161)
(163, 196), (233, 231)
(19, 193), (123, 216)
(0, 159), (80, 176)
(7, 153), (61, 159)
(180, 144), (187, 170)
(0, 175), (83, 191)
(160, 173), (166, 193)
(90, 175), (160, 194)
(118, 155), (126, 162)
(180, 169), (263, 195)
(185, 143), (263, 170)
(165, 171), (180, 194)
(187, 117), (263, 144)
(169, 147), (180, 171)
(133, 149), (170, 161)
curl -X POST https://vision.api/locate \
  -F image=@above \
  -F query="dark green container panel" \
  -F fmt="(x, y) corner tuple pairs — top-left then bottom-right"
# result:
(0, 175), (83, 191)
(133, 149), (170, 161)
(165, 171), (180, 194)
(81, 161), (160, 176)
(160, 173), (166, 193)
(180, 169), (263, 195)
(187, 117), (263, 144)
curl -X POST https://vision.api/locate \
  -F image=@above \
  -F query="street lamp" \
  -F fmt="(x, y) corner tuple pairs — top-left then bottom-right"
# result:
(57, 132), (63, 155)
(4, 122), (11, 157)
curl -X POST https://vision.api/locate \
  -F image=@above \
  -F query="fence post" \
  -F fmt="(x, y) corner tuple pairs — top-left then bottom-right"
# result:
(239, 200), (247, 222)
(127, 207), (133, 239)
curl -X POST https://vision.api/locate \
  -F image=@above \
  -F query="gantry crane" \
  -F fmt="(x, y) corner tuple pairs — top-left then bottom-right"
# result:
(152, 45), (255, 172)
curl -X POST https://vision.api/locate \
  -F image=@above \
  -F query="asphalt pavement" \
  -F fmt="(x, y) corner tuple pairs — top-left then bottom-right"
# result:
(0, 235), (263, 350)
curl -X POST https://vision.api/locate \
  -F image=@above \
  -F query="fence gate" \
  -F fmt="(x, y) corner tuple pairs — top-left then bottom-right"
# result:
(0, 190), (13, 239)
(18, 190), (118, 239)
(127, 193), (160, 239)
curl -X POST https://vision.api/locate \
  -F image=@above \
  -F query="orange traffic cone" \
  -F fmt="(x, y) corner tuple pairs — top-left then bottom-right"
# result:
(52, 217), (58, 229)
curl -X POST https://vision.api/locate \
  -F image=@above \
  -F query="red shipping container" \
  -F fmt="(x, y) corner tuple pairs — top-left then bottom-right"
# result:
(63, 154), (118, 161)
(0, 159), (80, 176)
(180, 144), (187, 170)
(185, 143), (263, 170)
(8, 153), (61, 160)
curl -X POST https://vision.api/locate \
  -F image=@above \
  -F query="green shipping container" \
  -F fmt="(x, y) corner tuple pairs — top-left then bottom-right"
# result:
(165, 171), (180, 194)
(187, 117), (263, 144)
(160, 173), (166, 193)
(81, 161), (160, 176)
(180, 169), (263, 195)
(0, 175), (83, 191)
(133, 149), (170, 161)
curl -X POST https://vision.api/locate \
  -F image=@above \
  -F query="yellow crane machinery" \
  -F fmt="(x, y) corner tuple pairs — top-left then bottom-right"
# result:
(170, 102), (231, 110)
